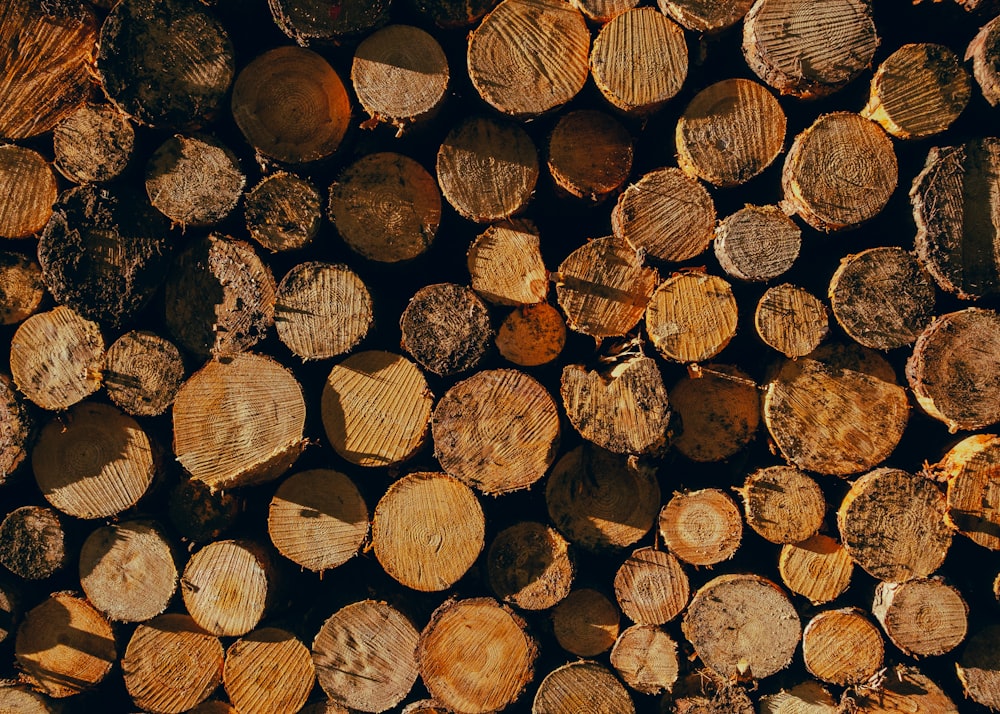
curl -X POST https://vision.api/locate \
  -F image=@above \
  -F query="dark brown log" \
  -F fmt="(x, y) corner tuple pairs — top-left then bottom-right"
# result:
(168, 476), (242, 543)
(658, 489), (743, 566)
(223, 628), (315, 714)
(754, 284), (829, 359)
(872, 577), (968, 657)
(244, 172), (322, 253)
(400, 283), (493, 376)
(957, 624), (1000, 710)
(0, 372), (34, 483)
(610, 624), (678, 695)
(0, 506), (66, 580)
(646, 273), (738, 363)
(669, 364), (759, 462)
(532, 661), (634, 714)
(547, 110), (633, 202)
(737, 465), (825, 545)
(181, 539), (275, 637)
(268, 0), (390, 42)
(967, 15), (1000, 106)
(0, 251), (45, 326)
(104, 330), (186, 417)
(670, 680), (756, 714)
(467, 222), (548, 306)
(937, 434), (1000, 549)
(0, 145), (57, 239)
(496, 303), (567, 367)
(778, 534), (853, 605)
(408, 0), (499, 28)
(551, 588), (620, 657)
(614, 547), (689, 626)
(488, 521), (574, 610)
(53, 102), (135, 184)
(0, 685), (58, 713)
(658, 0), (753, 31)
(714, 205), (801, 283)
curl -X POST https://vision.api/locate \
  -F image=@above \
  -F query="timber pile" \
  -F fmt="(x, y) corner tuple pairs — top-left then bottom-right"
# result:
(3, 0), (1000, 712)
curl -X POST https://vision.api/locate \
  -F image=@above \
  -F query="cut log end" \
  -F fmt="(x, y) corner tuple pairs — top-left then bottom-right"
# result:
(224, 628), (315, 714)
(778, 534), (853, 605)
(939, 434), (1000, 549)
(714, 205), (801, 283)
(468, 222), (548, 306)
(104, 330), (186, 417)
(802, 608), (884, 686)
(180, 540), (274, 637)
(0, 145), (57, 239)
(659, 489), (742, 566)
(496, 303), (567, 367)
(0, 251), (46, 326)
(400, 282), (493, 376)
(739, 465), (825, 544)
(244, 172), (322, 253)
(670, 364), (759, 462)
(488, 521), (574, 610)
(872, 578), (968, 657)
(532, 661), (634, 714)
(551, 588), (621, 657)
(658, 0), (754, 32)
(547, 110), (634, 202)
(53, 101), (135, 184)
(614, 546), (689, 626)
(0, 506), (67, 581)
(610, 624), (679, 695)
(646, 273), (738, 363)
(755, 284), (829, 359)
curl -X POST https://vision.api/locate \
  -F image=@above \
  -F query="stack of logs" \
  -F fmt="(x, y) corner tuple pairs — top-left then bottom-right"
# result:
(1, 0), (1000, 711)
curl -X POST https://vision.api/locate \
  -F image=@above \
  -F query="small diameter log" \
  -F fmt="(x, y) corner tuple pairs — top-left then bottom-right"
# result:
(778, 534), (853, 605)
(861, 43), (970, 140)
(15, 593), (116, 698)
(313, 600), (419, 713)
(330, 152), (441, 263)
(433, 368), (559, 494)
(0, 686), (58, 714)
(829, 247), (936, 351)
(669, 364), (759, 462)
(98, 0), (234, 129)
(10, 306), (104, 411)
(613, 547), (689, 626)
(467, 223), (547, 306)
(968, 16), (1000, 107)
(782, 113), (897, 232)
(268, 0), (390, 42)
(646, 273), (738, 364)
(872, 578), (968, 657)
(682, 574), (800, 680)
(0, 145), (57, 239)
(755, 284), (829, 358)
(532, 661), (634, 714)
(121, 613), (224, 714)
(0, 372), (34, 482)
(551, 588), (620, 657)
(468, 0), (589, 118)
(322, 351), (433, 468)
(436, 116), (538, 223)
(658, 489), (742, 566)
(224, 628), (315, 714)
(738, 465), (825, 545)
(555, 235), (658, 338)
(907, 308), (1000, 432)
(168, 477), (242, 543)
(561, 355), (671, 456)
(742, 0), (877, 99)
(104, 330), (185, 417)
(488, 521), (574, 610)
(0, 251), (45, 325)
(938, 434), (1000, 549)
(759, 681), (838, 714)
(801, 608), (884, 686)
(0, 506), (66, 580)
(174, 353), (306, 490)
(352, 25), (449, 134)
(569, 0), (637, 23)
(658, 0), (753, 32)
(245, 173), (322, 253)
(497, 303), (567, 367)
(268, 469), (368, 573)
(164, 234), (276, 357)
(190, 702), (238, 714)
(910, 138), (1000, 299)
(400, 283), (493, 376)
(409, 0), (499, 28)
(676, 79), (786, 187)
(957, 624), (1000, 710)
(418, 598), (537, 714)
(763, 344), (908, 476)
(146, 134), (245, 227)
(837, 467), (952, 582)
(80, 520), (176, 623)
(231, 46), (350, 164)
(547, 110), (633, 202)
(53, 102), (134, 184)
(609, 624), (678, 695)
(849, 665), (959, 713)
(546, 444), (660, 552)
(181, 540), (274, 637)
(372, 471), (484, 592)
(591, 8), (687, 115)
(275, 262), (373, 361)
(714, 205), (801, 283)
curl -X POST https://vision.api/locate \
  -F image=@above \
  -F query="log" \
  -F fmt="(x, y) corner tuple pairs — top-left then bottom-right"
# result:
(168, 477), (242, 543)
(53, 102), (135, 184)
(322, 350), (433, 468)
(487, 521), (574, 610)
(180, 539), (274, 637)
(372, 471), (484, 592)
(408, 0), (499, 28)
(967, 15), (1000, 106)
(0, 685), (58, 714)
(400, 283), (493, 376)
(658, 0), (754, 32)
(937, 433), (1000, 549)
(532, 661), (634, 714)
(737, 465), (826, 545)
(847, 665), (959, 713)
(244, 172), (322, 253)
(646, 272), (738, 363)
(401, 703), (445, 714)
(121, 613), (224, 714)
(609, 624), (679, 695)
(0, 506), (66, 580)
(313, 600), (420, 713)
(0, 576), (19, 647)
(569, 0), (636, 22)
(590, 7), (687, 115)
(104, 330), (186, 417)
(714, 205), (801, 283)
(547, 110), (633, 202)
(613, 547), (689, 626)
(267, 468), (368, 573)
(778, 534), (853, 605)
(658, 489), (742, 566)
(496, 303), (567, 367)
(0, 251), (45, 325)
(759, 681), (838, 714)
(223, 628), (315, 714)
(754, 284), (829, 359)
(801, 608), (884, 686)
(0, 372), (34, 483)
(301, 701), (350, 714)
(0, 145), (57, 239)
(329, 151), (441, 263)
(669, 364), (759, 462)
(956, 624), (1000, 710)
(268, 0), (390, 42)
(670, 681), (756, 714)
(551, 587), (620, 657)
(189, 702), (238, 714)
(467, 0), (589, 118)
(467, 222), (548, 306)
(871, 577), (968, 657)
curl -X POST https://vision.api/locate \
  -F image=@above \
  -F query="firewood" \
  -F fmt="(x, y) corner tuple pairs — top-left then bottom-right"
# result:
(121, 613), (224, 714)
(432, 368), (560, 494)
(801, 608), (884, 686)
(778, 534), (853, 605)
(436, 116), (539, 223)
(401, 702), (448, 714)
(547, 110), (633, 202)
(590, 7), (687, 115)
(10, 306), (104, 411)
(967, 16), (1000, 106)
(0, 686), (58, 714)
(755, 284), (829, 358)
(467, 0), (589, 118)
(53, 102), (135, 184)
(409, 0), (499, 27)
(872, 578), (968, 657)
(671, 681), (756, 714)
(0, 145), (57, 239)
(322, 350), (433, 468)
(0, 251), (45, 325)
(400, 283), (493, 376)
(669, 364), (759, 462)
(231, 46), (351, 164)
(742, 0), (877, 99)
(613, 547), (689, 626)
(223, 628), (315, 714)
(682, 574), (800, 680)
(837, 467), (952, 582)
(759, 681), (838, 714)
(861, 43), (970, 139)
(658, 489), (743, 566)
(168, 477), (242, 543)
(190, 702), (238, 714)
(268, 0), (390, 42)
(714, 205), (801, 283)
(467, 222), (547, 306)
(173, 352), (306, 490)
(98, 0), (234, 129)
(79, 520), (176, 623)
(15, 593), (115, 698)
(488, 521), (574, 610)
(828, 247), (937, 351)
(658, 0), (754, 32)
(737, 465), (825, 545)
(938, 434), (1000, 549)
(301, 701), (350, 714)
(244, 172), (322, 253)
(532, 661), (634, 714)
(956, 624), (1000, 710)
(545, 444), (660, 552)
(646, 273), (739, 363)
(372, 471), (484, 592)
(0, 579), (19, 647)
(496, 303), (567, 367)
(609, 624), (679, 695)
(848, 665), (959, 713)
(0, 372), (33, 483)
(104, 330), (186, 417)
(267, 468), (369, 573)
(313, 600), (420, 713)
(0, 506), (66, 580)
(329, 151), (442, 263)
(781, 113), (897, 232)
(551, 588), (620, 657)
(352, 24), (449, 134)
(418, 598), (537, 714)
(906, 308), (1000, 432)
(676, 78), (786, 187)
(181, 539), (275, 637)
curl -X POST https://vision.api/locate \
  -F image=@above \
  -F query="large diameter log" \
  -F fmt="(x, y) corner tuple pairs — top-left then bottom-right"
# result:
(268, 0), (390, 42)
(610, 624), (678, 695)
(738, 465), (825, 544)
(801, 608), (883, 686)
(778, 534), (853, 605)
(0, 251), (45, 325)
(547, 110), (633, 202)
(646, 273), (738, 364)
(488, 522), (573, 610)
(104, 330), (186, 417)
(0, 372), (34, 483)
(0, 506), (67, 580)
(53, 102), (135, 184)
(957, 624), (1000, 710)
(937, 434), (1000, 549)
(872, 578), (968, 657)
(967, 16), (1000, 106)
(244, 172), (322, 253)
(0, 145), (57, 239)
(224, 628), (315, 714)
(551, 588), (620, 657)
(613, 547), (689, 626)
(658, 489), (742, 566)
(181, 540), (274, 637)
(669, 364), (759, 462)
(467, 223), (548, 306)
(848, 665), (959, 713)
(400, 283), (493, 376)
(146, 134), (245, 227)
(714, 205), (801, 283)
(532, 661), (634, 714)
(658, 0), (753, 31)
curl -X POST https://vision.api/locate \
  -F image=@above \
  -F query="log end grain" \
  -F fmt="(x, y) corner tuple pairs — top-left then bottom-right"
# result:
(0, 145), (57, 239)
(669, 364), (759, 462)
(0, 506), (66, 581)
(659, 489), (743, 566)
(53, 101), (135, 184)
(714, 205), (801, 283)
(739, 465), (825, 545)
(146, 134), (245, 227)
(223, 628), (315, 714)
(755, 284), (829, 359)
(488, 521), (574, 610)
(496, 303), (567, 367)
(104, 330), (186, 417)
(614, 547), (689, 626)
(658, 0), (754, 32)
(467, 222), (548, 306)
(244, 172), (323, 253)
(0, 251), (46, 326)
(610, 624), (678, 695)
(547, 109), (634, 202)
(872, 578), (968, 657)
(778, 534), (853, 605)
(532, 660), (634, 714)
(968, 15), (1000, 106)
(180, 540), (273, 637)
(938, 433), (1000, 549)
(646, 273), (738, 364)
(551, 588), (620, 657)
(802, 608), (884, 686)
(400, 282), (493, 376)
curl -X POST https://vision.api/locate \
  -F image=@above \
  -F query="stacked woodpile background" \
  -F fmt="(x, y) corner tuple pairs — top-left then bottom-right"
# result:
(3, 0), (1000, 711)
